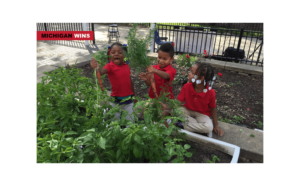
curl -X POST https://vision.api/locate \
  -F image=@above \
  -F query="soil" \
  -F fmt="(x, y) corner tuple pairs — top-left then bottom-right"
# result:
(78, 61), (263, 130)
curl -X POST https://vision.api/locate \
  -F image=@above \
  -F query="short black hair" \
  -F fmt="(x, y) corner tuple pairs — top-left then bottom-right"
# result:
(158, 43), (174, 58)
(110, 42), (127, 53)
(194, 62), (215, 84)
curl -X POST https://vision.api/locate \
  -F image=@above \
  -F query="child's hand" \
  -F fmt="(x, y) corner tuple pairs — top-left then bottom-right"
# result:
(147, 65), (155, 73)
(213, 126), (224, 136)
(90, 58), (99, 69)
(138, 72), (149, 81)
(159, 101), (169, 110)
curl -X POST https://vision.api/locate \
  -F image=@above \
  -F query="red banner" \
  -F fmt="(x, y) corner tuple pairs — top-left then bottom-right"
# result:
(37, 31), (94, 40)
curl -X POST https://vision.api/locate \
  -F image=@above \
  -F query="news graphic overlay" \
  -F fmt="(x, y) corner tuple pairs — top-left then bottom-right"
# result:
(37, 31), (94, 40)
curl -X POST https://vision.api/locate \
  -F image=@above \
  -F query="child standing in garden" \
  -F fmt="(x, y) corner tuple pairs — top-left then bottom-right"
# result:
(161, 62), (224, 136)
(90, 42), (136, 124)
(138, 43), (176, 116)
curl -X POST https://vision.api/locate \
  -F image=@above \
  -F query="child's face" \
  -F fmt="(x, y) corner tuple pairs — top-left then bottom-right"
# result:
(157, 50), (174, 69)
(188, 65), (204, 83)
(188, 65), (198, 82)
(110, 45), (124, 65)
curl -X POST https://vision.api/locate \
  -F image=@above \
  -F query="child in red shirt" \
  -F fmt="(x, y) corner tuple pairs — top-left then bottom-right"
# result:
(138, 43), (176, 116)
(90, 42), (136, 124)
(161, 62), (224, 136)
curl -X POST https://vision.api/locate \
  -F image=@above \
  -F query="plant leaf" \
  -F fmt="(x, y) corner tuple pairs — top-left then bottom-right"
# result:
(133, 144), (140, 158)
(133, 134), (143, 145)
(116, 148), (122, 160)
(97, 137), (106, 149)
(184, 144), (191, 150)
(250, 134), (255, 137)
(185, 152), (193, 158)
(86, 128), (95, 132)
(66, 131), (78, 136)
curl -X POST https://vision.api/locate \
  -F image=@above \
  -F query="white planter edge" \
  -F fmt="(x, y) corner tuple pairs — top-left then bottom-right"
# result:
(177, 129), (240, 163)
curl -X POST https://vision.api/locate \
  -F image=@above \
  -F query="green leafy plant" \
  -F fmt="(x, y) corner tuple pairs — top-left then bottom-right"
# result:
(93, 47), (109, 69)
(174, 71), (189, 85)
(218, 116), (233, 124)
(206, 155), (220, 163)
(37, 65), (192, 163)
(125, 23), (155, 72)
(254, 121), (263, 129)
(233, 115), (244, 124)
(250, 134), (255, 137)
(174, 49), (197, 85)
(176, 52), (197, 70)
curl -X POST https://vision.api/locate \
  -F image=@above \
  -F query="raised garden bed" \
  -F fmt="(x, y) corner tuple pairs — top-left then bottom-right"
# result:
(37, 63), (262, 164)
(78, 61), (263, 130)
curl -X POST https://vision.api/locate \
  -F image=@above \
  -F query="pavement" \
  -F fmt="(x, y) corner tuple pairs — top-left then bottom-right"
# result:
(36, 24), (263, 162)
(213, 121), (263, 162)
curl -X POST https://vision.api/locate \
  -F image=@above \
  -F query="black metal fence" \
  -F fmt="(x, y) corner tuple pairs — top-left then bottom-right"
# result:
(94, 22), (264, 31)
(155, 24), (263, 66)
(157, 23), (263, 32)
(36, 23), (95, 44)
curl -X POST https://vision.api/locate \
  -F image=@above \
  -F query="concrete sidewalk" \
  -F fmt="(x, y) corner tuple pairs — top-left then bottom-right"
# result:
(37, 24), (150, 68)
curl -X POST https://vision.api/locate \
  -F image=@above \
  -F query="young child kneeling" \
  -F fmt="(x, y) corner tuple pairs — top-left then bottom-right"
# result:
(175, 62), (224, 136)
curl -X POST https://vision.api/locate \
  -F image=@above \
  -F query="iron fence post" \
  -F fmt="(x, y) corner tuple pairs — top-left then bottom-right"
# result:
(257, 37), (263, 62)
(150, 22), (158, 53)
(92, 23), (95, 44)
(44, 23), (47, 31)
(235, 27), (244, 62)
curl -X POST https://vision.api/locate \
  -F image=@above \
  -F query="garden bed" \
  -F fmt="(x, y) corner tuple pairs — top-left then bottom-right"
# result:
(78, 61), (263, 130)
(171, 140), (232, 163)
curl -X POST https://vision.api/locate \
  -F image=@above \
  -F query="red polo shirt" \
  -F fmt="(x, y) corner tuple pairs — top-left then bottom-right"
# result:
(148, 64), (176, 99)
(177, 83), (216, 117)
(103, 61), (133, 97)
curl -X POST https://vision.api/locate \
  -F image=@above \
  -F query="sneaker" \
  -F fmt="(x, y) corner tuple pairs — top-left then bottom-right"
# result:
(174, 121), (184, 129)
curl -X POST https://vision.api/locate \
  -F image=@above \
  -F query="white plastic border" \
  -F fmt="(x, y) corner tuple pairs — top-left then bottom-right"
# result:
(177, 129), (240, 163)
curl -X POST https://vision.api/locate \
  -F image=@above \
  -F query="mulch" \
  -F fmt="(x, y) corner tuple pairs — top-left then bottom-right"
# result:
(78, 61), (263, 130)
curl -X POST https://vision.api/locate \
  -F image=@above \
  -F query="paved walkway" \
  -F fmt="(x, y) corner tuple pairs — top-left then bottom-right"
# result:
(37, 24), (150, 68)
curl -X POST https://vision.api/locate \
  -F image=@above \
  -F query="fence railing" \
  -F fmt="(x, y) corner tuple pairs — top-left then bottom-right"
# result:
(97, 23), (150, 27)
(36, 23), (95, 44)
(157, 23), (263, 32)
(155, 24), (263, 66)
